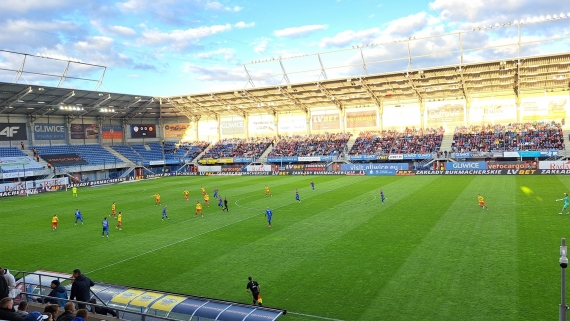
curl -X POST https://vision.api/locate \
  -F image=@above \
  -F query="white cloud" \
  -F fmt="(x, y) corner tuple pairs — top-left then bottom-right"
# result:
(368, 14), (375, 19)
(0, 0), (79, 13)
(182, 63), (247, 81)
(139, 24), (233, 50)
(108, 25), (136, 37)
(205, 1), (243, 12)
(274, 24), (328, 39)
(195, 48), (236, 61)
(253, 37), (271, 53)
(234, 21), (255, 29)
(319, 28), (380, 48)
(127, 74), (140, 78)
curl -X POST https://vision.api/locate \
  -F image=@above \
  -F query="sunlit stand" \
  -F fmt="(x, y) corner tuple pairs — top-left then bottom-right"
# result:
(560, 238), (568, 321)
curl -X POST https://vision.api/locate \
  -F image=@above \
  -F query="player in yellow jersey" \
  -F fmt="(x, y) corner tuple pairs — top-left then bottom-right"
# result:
(116, 212), (123, 230)
(51, 214), (59, 231)
(153, 193), (161, 206)
(200, 186), (206, 196)
(110, 202), (116, 217)
(265, 186), (272, 197)
(72, 186), (77, 197)
(204, 194), (210, 207)
(195, 201), (203, 217)
(477, 194), (489, 210)
(183, 189), (189, 202)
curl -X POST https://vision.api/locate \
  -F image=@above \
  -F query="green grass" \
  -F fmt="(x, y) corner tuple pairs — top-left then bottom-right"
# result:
(2, 175), (570, 320)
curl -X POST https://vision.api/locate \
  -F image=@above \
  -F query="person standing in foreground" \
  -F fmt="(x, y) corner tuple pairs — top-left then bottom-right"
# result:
(380, 189), (385, 204)
(101, 218), (109, 237)
(116, 212), (122, 230)
(194, 201), (203, 217)
(477, 194), (489, 210)
(52, 215), (59, 231)
(162, 206), (169, 221)
(558, 193), (570, 214)
(69, 269), (94, 310)
(223, 197), (229, 212)
(246, 276), (262, 306)
(74, 209), (83, 225)
(265, 207), (273, 228)
(72, 187), (77, 197)
(295, 189), (301, 203)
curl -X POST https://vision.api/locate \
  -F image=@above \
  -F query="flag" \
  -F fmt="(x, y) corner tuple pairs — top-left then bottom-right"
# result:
(257, 295), (263, 304)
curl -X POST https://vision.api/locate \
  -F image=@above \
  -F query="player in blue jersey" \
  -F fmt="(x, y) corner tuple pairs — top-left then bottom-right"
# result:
(265, 207), (273, 228)
(162, 205), (169, 221)
(295, 189), (301, 203)
(75, 209), (84, 225)
(310, 181), (315, 191)
(213, 188), (219, 198)
(557, 193), (570, 214)
(218, 196), (223, 209)
(102, 217), (109, 237)
(380, 189), (385, 204)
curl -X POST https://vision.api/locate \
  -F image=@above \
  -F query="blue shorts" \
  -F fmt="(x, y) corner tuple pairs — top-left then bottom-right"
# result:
(295, 195), (300, 200)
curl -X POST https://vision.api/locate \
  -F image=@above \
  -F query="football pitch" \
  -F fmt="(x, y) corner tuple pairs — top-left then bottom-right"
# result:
(3, 174), (570, 321)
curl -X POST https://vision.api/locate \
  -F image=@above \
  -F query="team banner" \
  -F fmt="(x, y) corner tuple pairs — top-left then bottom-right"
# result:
(42, 154), (88, 166)
(0, 177), (69, 197)
(470, 100), (517, 124)
(341, 163), (409, 171)
(0, 123), (27, 141)
(70, 124), (99, 139)
(402, 154), (433, 160)
(164, 123), (191, 138)
(267, 156), (298, 162)
(221, 165), (244, 172)
(102, 124), (123, 139)
(346, 110), (377, 128)
(33, 123), (66, 140)
(278, 115), (306, 133)
(246, 164), (272, 172)
(349, 155), (388, 161)
(389, 154), (404, 160)
(131, 124), (156, 138)
(426, 103), (465, 125)
(220, 119), (245, 135)
(284, 164), (327, 171)
(311, 112), (340, 131)
(504, 151), (559, 158)
(539, 161), (570, 170)
(198, 165), (222, 172)
(445, 162), (487, 170)
(248, 116), (275, 135)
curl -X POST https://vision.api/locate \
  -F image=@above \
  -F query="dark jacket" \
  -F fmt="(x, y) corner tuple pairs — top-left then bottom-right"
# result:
(41, 285), (67, 305)
(0, 307), (25, 321)
(70, 274), (94, 302)
(70, 317), (84, 321)
(0, 274), (9, 300)
(56, 311), (75, 321)
(93, 306), (117, 317)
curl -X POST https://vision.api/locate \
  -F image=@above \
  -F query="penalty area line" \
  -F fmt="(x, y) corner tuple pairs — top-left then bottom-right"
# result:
(287, 311), (348, 321)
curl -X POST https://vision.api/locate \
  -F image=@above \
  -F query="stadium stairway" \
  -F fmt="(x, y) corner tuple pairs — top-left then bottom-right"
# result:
(22, 148), (51, 170)
(257, 144), (274, 163)
(563, 129), (570, 159)
(191, 144), (212, 165)
(104, 146), (136, 166)
(345, 135), (357, 152)
(439, 132), (454, 153)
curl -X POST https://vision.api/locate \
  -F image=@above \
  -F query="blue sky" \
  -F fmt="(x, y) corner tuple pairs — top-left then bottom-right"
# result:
(0, 0), (568, 96)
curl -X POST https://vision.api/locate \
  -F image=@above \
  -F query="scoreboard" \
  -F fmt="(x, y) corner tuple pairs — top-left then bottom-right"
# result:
(130, 124), (156, 138)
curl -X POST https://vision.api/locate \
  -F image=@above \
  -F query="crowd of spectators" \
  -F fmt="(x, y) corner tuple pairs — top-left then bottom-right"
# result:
(164, 141), (210, 160)
(202, 137), (271, 159)
(349, 128), (444, 155)
(349, 131), (398, 155)
(452, 122), (565, 152)
(390, 127), (444, 154)
(268, 133), (351, 158)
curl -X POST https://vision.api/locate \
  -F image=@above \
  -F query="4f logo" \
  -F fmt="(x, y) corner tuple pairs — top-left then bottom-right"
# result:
(0, 126), (19, 137)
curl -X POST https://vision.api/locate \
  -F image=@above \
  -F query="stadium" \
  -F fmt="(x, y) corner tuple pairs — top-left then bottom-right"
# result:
(1, 2), (570, 321)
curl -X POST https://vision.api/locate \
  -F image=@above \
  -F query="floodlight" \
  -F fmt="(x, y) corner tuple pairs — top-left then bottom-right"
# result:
(546, 15), (551, 20)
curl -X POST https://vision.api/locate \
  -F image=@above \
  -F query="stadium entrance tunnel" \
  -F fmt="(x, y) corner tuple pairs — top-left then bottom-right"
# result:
(15, 270), (286, 321)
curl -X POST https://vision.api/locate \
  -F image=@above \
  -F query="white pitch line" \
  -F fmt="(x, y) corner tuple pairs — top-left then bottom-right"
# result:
(88, 176), (374, 275)
(287, 311), (348, 321)
(85, 212), (262, 274)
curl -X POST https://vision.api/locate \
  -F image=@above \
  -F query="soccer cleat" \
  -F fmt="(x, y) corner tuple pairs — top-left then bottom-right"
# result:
(102, 235), (104, 237)
(560, 213), (563, 215)
(106, 235), (109, 238)
(119, 228), (122, 230)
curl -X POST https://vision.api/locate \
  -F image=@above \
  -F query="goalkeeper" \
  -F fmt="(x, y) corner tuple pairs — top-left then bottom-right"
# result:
(557, 193), (570, 214)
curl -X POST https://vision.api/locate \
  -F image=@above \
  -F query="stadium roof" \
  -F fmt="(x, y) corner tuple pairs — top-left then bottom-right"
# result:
(1, 52), (569, 120)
